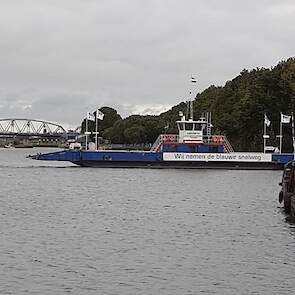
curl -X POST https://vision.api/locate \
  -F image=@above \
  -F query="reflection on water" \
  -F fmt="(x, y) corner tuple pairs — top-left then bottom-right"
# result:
(0, 148), (295, 294)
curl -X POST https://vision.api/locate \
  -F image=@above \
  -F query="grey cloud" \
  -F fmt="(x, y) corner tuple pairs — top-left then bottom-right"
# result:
(0, 0), (294, 127)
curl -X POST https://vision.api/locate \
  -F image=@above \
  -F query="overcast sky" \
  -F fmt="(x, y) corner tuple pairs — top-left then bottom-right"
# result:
(0, 0), (294, 129)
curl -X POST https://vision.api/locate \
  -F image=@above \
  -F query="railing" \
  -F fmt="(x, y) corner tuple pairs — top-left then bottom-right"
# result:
(204, 135), (234, 153)
(150, 133), (235, 153)
(150, 134), (178, 152)
(223, 136), (235, 153)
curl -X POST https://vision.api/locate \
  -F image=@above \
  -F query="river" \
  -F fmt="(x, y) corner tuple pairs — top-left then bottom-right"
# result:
(0, 148), (294, 294)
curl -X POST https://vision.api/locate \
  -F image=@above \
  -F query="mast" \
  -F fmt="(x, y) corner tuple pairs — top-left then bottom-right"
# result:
(263, 113), (266, 153)
(95, 111), (98, 150)
(292, 112), (295, 157)
(279, 112), (283, 154)
(190, 75), (197, 120)
(263, 113), (270, 153)
(190, 100), (193, 120)
(206, 112), (212, 138)
(186, 100), (189, 119)
(85, 116), (88, 151)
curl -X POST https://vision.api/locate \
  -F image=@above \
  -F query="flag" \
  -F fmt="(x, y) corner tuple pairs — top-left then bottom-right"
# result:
(191, 76), (197, 83)
(281, 113), (291, 124)
(264, 114), (270, 127)
(86, 112), (95, 121)
(96, 110), (104, 120)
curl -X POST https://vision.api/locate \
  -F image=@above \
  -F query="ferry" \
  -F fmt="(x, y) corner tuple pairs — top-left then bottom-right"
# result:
(28, 111), (294, 170)
(278, 160), (295, 214)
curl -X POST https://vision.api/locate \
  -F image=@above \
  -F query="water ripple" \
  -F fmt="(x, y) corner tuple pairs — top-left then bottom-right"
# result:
(0, 149), (295, 294)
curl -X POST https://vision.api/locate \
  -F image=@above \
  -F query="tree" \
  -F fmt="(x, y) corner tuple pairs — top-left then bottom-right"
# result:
(83, 57), (295, 151)
(81, 106), (122, 134)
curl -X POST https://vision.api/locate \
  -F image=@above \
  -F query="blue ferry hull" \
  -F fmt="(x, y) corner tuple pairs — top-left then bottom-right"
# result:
(74, 160), (284, 170)
(29, 150), (293, 170)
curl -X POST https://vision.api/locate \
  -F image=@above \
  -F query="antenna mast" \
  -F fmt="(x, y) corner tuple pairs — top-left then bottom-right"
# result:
(190, 75), (197, 120)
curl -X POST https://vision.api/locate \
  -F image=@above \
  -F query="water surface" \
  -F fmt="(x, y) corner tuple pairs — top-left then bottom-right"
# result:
(0, 148), (294, 294)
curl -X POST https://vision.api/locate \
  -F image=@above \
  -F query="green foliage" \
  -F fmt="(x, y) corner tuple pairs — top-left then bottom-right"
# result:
(193, 58), (295, 151)
(98, 107), (122, 131)
(102, 115), (166, 144)
(81, 106), (121, 135)
(81, 58), (295, 151)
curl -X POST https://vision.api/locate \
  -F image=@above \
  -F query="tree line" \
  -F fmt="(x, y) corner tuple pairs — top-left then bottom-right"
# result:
(82, 57), (295, 152)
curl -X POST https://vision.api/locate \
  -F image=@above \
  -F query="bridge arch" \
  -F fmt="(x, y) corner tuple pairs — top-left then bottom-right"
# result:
(0, 118), (66, 135)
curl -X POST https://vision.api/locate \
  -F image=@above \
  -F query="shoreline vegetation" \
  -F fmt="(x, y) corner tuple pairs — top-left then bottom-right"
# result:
(84, 57), (294, 152)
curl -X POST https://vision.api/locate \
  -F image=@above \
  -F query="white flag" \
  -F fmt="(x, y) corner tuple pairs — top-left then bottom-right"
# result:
(86, 112), (95, 121)
(264, 114), (270, 127)
(96, 110), (104, 120)
(281, 113), (291, 124)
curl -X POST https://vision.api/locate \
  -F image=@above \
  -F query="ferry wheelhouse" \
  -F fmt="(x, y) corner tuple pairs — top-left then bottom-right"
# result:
(151, 111), (233, 154)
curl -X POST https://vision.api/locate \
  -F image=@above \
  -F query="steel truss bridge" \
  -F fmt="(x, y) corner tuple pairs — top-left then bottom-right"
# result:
(0, 118), (66, 136)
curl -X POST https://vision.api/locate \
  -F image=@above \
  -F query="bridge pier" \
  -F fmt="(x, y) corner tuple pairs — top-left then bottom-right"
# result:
(0, 135), (66, 148)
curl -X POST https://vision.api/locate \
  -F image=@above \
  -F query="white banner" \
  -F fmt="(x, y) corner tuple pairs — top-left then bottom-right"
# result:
(281, 113), (291, 124)
(86, 112), (95, 121)
(163, 152), (272, 162)
(264, 114), (270, 127)
(181, 130), (203, 141)
(97, 110), (105, 120)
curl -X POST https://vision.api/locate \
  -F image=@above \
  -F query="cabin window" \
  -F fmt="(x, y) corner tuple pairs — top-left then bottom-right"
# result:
(194, 123), (201, 131)
(185, 123), (193, 130)
(177, 122), (184, 131)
